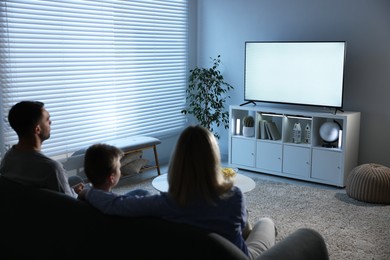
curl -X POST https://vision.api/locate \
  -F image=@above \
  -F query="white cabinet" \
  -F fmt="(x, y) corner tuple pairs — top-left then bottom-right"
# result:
(256, 141), (282, 172)
(231, 137), (255, 167)
(228, 105), (360, 187)
(311, 149), (342, 185)
(282, 145), (311, 178)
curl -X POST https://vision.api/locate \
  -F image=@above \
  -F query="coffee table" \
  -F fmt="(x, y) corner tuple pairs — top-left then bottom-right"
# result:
(152, 173), (256, 193)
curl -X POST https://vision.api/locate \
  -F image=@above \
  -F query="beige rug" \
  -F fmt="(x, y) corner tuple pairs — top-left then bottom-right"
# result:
(113, 174), (390, 260)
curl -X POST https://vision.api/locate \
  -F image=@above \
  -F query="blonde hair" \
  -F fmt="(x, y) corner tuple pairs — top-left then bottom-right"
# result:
(167, 125), (233, 207)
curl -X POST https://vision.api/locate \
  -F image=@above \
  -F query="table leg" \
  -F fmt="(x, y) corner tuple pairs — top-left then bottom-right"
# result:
(153, 145), (161, 176)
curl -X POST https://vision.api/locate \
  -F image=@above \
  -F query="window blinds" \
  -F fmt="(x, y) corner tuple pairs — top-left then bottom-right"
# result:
(0, 0), (188, 157)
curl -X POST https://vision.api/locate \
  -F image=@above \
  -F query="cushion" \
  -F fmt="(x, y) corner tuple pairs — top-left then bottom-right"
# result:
(121, 151), (143, 165)
(346, 163), (390, 204)
(121, 158), (149, 176)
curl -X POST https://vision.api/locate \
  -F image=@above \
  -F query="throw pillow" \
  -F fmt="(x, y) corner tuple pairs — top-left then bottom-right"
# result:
(121, 158), (149, 176)
(121, 151), (143, 165)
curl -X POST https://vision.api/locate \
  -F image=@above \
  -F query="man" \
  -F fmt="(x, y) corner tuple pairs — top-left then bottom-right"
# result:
(0, 101), (83, 197)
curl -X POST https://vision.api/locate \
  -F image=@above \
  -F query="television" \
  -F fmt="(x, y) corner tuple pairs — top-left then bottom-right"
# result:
(244, 41), (346, 109)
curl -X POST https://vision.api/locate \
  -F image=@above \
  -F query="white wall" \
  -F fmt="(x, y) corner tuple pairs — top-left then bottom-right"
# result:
(194, 0), (390, 166)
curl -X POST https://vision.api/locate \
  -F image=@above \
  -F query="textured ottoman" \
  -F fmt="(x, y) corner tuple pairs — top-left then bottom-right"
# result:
(346, 163), (390, 204)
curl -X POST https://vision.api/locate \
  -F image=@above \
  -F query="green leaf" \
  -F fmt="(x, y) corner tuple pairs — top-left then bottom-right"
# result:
(182, 55), (234, 139)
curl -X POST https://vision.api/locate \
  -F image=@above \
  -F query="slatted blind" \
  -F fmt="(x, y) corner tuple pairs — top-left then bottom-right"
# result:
(0, 0), (188, 157)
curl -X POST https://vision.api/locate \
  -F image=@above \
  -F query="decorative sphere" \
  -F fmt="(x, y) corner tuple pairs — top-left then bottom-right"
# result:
(319, 122), (340, 142)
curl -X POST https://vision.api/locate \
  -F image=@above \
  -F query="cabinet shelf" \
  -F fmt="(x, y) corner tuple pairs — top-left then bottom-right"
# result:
(228, 105), (360, 187)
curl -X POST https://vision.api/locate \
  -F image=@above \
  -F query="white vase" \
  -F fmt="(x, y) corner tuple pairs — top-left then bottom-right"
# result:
(243, 126), (254, 137)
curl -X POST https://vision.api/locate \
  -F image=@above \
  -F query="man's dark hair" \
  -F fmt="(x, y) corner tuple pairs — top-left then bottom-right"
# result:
(8, 101), (45, 137)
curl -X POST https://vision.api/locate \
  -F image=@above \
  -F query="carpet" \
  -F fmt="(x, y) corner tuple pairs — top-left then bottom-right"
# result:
(113, 175), (390, 260)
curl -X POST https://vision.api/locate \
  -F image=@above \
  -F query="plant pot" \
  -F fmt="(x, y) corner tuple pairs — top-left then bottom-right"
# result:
(243, 126), (255, 137)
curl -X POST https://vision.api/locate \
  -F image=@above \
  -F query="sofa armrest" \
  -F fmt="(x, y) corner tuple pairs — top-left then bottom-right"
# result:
(257, 228), (329, 260)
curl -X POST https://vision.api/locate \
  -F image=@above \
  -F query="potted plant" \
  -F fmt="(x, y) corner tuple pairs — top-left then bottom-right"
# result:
(181, 55), (234, 139)
(243, 115), (255, 137)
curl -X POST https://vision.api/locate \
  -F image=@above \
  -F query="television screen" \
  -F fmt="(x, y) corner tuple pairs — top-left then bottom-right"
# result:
(244, 41), (346, 108)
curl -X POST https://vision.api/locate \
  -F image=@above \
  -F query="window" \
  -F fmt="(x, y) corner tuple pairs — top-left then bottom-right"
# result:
(0, 0), (188, 158)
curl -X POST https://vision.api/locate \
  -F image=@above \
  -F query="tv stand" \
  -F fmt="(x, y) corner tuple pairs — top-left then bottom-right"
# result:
(334, 108), (344, 114)
(228, 105), (360, 187)
(240, 100), (257, 106)
(323, 107), (344, 115)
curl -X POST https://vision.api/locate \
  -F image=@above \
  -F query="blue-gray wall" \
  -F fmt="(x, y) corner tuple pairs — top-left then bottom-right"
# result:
(188, 0), (390, 167)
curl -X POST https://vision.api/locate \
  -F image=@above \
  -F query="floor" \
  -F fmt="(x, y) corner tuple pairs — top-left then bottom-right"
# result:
(118, 161), (342, 192)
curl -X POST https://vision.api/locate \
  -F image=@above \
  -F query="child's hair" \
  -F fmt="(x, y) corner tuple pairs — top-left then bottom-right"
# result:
(84, 143), (124, 186)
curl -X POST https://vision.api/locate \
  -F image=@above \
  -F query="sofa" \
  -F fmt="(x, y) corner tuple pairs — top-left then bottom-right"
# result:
(0, 176), (329, 260)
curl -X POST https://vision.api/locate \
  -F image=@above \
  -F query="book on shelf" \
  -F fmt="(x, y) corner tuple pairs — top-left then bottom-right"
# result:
(265, 121), (281, 140)
(259, 120), (268, 139)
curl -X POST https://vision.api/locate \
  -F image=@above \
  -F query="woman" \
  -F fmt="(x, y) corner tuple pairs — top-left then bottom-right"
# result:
(80, 125), (276, 259)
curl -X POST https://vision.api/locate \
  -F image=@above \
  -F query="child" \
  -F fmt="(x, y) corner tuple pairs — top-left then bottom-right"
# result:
(80, 126), (276, 259)
(82, 143), (150, 195)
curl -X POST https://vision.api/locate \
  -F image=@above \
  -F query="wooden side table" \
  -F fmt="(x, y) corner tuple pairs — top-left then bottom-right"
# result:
(64, 136), (162, 181)
(106, 136), (161, 176)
